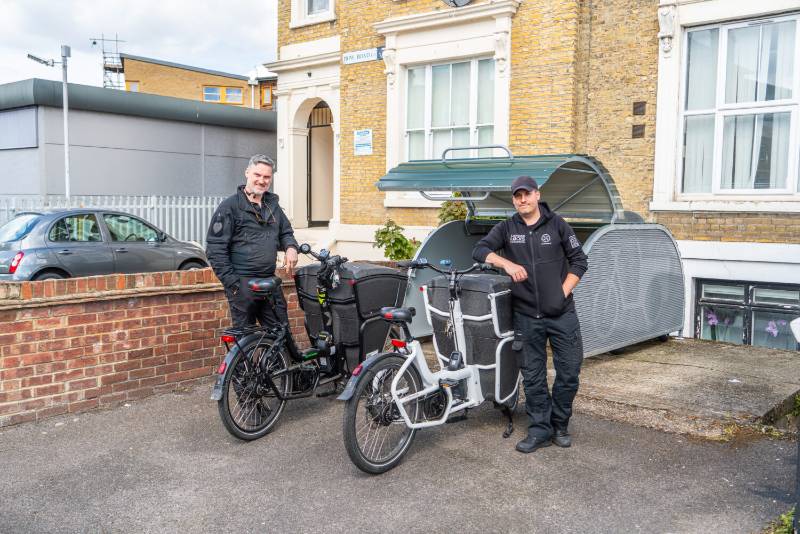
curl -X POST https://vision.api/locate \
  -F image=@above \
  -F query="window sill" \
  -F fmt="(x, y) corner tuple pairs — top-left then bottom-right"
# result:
(290, 13), (336, 29)
(383, 193), (442, 209)
(649, 199), (800, 213)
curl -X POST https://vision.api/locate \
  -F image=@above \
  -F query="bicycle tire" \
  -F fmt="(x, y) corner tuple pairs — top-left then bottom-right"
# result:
(218, 337), (289, 441)
(342, 355), (421, 474)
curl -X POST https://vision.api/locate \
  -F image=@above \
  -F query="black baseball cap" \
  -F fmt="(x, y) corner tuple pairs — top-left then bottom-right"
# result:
(511, 175), (539, 194)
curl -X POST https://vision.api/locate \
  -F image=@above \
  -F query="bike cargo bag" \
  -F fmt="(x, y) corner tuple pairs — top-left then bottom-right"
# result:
(425, 273), (519, 405)
(295, 262), (408, 371)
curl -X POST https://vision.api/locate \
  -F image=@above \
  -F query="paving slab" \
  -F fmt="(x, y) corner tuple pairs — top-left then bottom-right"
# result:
(423, 337), (800, 438)
(574, 338), (800, 438)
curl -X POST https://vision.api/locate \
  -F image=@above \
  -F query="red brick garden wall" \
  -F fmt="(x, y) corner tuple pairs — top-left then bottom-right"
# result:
(0, 268), (307, 427)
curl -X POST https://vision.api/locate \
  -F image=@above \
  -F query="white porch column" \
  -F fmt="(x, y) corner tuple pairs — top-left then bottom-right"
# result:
(288, 127), (310, 229)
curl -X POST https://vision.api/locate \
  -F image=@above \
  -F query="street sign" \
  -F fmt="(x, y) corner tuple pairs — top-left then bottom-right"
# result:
(342, 47), (384, 65)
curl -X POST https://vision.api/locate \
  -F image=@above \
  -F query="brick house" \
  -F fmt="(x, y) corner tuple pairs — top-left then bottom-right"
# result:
(120, 53), (277, 110)
(268, 0), (800, 349)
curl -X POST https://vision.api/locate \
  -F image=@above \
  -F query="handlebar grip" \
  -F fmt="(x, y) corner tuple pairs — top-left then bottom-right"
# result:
(480, 262), (495, 271)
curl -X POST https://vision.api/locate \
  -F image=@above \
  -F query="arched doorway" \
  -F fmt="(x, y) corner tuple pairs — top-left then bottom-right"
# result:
(306, 101), (333, 227)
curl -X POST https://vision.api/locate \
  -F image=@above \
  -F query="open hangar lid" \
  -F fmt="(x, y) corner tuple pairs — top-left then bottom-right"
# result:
(376, 148), (642, 226)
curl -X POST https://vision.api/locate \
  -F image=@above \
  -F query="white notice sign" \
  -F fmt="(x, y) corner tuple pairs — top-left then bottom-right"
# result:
(354, 129), (373, 156)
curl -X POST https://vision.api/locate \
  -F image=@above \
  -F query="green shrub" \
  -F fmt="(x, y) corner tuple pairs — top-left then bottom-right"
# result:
(764, 507), (794, 534)
(373, 219), (421, 261)
(438, 199), (467, 226)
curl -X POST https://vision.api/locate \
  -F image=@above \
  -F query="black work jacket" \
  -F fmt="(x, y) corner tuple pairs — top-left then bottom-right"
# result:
(206, 186), (298, 291)
(472, 202), (588, 318)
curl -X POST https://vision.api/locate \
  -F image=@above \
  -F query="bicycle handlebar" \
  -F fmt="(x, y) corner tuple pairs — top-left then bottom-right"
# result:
(298, 243), (348, 265)
(399, 259), (495, 276)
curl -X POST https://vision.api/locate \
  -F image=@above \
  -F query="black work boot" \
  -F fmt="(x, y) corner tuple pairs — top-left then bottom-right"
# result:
(515, 434), (552, 454)
(552, 428), (572, 448)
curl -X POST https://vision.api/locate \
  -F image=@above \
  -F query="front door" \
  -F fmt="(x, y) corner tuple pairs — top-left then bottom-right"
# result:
(307, 102), (333, 226)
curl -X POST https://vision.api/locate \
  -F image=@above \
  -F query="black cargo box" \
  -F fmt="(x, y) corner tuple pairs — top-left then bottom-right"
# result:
(426, 273), (519, 405)
(295, 262), (407, 371)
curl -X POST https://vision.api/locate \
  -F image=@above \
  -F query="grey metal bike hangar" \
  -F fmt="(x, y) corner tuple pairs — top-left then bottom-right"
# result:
(376, 149), (685, 356)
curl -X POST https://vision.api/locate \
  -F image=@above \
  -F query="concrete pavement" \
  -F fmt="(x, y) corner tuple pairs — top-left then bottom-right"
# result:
(0, 380), (795, 534)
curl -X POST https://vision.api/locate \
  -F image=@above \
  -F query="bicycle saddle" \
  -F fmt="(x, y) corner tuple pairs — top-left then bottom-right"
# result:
(248, 277), (282, 295)
(380, 306), (416, 323)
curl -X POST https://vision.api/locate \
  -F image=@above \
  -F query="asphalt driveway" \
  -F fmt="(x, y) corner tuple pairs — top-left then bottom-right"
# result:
(0, 381), (795, 533)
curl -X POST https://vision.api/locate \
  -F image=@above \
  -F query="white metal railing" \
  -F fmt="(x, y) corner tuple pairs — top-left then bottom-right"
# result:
(0, 195), (227, 245)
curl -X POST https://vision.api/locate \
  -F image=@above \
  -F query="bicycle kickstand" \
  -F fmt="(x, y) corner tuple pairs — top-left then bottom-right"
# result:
(500, 405), (514, 438)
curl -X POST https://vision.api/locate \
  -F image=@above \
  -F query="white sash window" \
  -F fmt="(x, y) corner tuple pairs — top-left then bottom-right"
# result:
(681, 15), (799, 196)
(405, 58), (495, 161)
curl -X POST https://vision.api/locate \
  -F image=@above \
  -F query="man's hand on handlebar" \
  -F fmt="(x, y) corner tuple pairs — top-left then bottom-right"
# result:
(284, 247), (298, 277)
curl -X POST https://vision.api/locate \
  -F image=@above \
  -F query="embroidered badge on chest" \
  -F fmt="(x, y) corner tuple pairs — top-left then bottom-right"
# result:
(510, 234), (525, 243)
(540, 233), (552, 245)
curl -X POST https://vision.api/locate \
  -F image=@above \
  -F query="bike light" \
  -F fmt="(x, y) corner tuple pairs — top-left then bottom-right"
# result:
(217, 362), (227, 374)
(352, 364), (363, 376)
(383, 312), (393, 319)
(220, 334), (235, 343)
(8, 252), (24, 274)
(391, 339), (406, 348)
(348, 279), (356, 286)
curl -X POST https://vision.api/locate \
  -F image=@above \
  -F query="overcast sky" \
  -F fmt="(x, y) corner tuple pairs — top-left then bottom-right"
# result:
(0, 0), (278, 87)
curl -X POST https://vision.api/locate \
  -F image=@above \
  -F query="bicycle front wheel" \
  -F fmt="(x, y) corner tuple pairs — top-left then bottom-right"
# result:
(218, 338), (289, 441)
(342, 355), (421, 474)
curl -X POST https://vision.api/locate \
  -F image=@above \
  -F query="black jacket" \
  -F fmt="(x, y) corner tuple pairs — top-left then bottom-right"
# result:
(472, 202), (588, 318)
(206, 186), (298, 291)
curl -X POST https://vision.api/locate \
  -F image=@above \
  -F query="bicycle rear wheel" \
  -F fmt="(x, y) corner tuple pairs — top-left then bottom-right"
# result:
(342, 355), (421, 474)
(218, 338), (289, 440)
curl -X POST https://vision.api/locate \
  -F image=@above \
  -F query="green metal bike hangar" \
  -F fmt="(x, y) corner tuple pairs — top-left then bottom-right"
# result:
(376, 150), (686, 356)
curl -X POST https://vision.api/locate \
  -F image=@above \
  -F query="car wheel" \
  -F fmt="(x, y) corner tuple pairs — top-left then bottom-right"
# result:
(179, 261), (206, 271)
(32, 271), (66, 281)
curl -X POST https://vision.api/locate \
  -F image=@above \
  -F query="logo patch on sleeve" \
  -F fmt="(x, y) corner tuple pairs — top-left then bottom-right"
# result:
(569, 235), (581, 249)
(211, 215), (224, 237)
(510, 234), (526, 243)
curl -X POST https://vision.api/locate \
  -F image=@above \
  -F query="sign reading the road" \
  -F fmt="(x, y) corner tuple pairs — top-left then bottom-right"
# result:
(342, 47), (384, 65)
(354, 129), (373, 156)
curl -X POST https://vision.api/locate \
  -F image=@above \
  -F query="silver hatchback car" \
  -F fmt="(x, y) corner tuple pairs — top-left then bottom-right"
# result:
(0, 209), (208, 281)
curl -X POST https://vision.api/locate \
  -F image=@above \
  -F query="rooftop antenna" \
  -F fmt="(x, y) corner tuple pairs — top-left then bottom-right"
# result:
(90, 33), (126, 89)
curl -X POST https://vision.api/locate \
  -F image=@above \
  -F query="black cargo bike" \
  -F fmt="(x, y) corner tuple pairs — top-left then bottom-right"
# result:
(211, 244), (407, 440)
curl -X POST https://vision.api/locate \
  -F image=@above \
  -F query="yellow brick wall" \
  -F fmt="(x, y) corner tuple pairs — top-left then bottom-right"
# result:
(574, 0), (660, 217)
(123, 59), (258, 108)
(279, 0), (800, 244)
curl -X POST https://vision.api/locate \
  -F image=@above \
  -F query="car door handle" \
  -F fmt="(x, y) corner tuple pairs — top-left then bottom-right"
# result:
(115, 248), (128, 253)
(57, 250), (73, 255)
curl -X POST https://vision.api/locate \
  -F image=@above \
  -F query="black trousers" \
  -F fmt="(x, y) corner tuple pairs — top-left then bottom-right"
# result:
(513, 309), (583, 439)
(226, 276), (289, 329)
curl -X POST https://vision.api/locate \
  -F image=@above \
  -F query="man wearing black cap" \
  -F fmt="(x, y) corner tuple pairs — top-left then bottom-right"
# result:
(473, 175), (588, 453)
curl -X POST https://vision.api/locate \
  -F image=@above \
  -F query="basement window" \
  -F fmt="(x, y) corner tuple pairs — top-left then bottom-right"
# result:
(695, 279), (800, 351)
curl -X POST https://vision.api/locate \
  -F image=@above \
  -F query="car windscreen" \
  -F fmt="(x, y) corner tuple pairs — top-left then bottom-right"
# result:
(0, 214), (41, 242)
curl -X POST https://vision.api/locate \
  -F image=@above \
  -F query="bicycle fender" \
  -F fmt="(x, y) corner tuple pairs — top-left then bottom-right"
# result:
(336, 351), (403, 401)
(210, 332), (275, 401)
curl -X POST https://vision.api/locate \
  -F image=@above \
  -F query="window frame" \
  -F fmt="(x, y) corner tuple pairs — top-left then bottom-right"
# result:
(694, 278), (800, 349)
(290, 0), (335, 28)
(403, 57), (496, 162)
(125, 80), (140, 92)
(202, 85), (244, 105)
(46, 213), (103, 244)
(677, 14), (800, 199)
(261, 85), (273, 107)
(101, 213), (160, 243)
